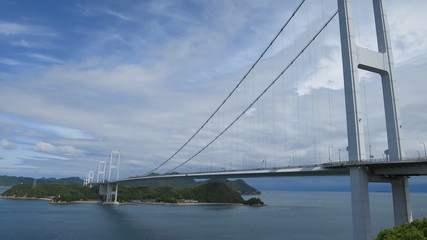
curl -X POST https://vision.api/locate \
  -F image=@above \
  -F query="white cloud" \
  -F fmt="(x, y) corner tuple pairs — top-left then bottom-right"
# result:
(26, 123), (94, 140)
(102, 9), (132, 21)
(0, 21), (34, 35)
(388, 0), (427, 65)
(245, 107), (257, 117)
(25, 53), (63, 64)
(0, 58), (21, 66)
(11, 39), (45, 48)
(1, 139), (16, 150)
(33, 141), (84, 155)
(0, 21), (54, 37)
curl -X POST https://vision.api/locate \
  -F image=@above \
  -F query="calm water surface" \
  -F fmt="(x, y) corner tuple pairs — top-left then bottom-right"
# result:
(1, 189), (426, 240)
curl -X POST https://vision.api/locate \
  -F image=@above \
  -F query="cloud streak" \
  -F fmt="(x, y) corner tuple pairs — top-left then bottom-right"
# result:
(33, 141), (84, 155)
(1, 139), (16, 150)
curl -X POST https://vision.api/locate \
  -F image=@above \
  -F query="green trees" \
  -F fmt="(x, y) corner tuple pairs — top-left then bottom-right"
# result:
(2, 182), (263, 205)
(243, 197), (264, 206)
(118, 182), (245, 203)
(189, 182), (244, 203)
(1, 184), (100, 202)
(123, 178), (260, 195)
(375, 218), (427, 240)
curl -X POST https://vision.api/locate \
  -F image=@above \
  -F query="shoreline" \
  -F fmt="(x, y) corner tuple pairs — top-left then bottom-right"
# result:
(0, 196), (102, 204)
(140, 201), (244, 206)
(0, 196), (253, 206)
(0, 196), (52, 201)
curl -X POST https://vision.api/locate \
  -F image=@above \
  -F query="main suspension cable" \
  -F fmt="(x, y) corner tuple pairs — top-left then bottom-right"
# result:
(144, 0), (307, 176)
(166, 10), (339, 173)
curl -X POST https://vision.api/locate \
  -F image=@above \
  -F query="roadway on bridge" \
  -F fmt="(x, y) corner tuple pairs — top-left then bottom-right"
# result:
(113, 158), (427, 184)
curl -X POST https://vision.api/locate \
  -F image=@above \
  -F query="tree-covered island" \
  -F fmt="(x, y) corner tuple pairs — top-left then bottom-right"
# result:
(1, 182), (264, 205)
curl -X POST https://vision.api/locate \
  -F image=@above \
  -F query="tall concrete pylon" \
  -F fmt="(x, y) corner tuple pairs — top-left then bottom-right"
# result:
(337, 0), (411, 239)
(97, 150), (121, 204)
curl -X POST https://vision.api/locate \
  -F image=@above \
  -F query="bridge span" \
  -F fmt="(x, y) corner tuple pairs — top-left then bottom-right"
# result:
(96, 157), (427, 239)
(114, 158), (427, 183)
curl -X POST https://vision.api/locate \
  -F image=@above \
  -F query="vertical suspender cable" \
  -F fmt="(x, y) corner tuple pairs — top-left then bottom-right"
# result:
(166, 10), (339, 173)
(145, 0), (307, 175)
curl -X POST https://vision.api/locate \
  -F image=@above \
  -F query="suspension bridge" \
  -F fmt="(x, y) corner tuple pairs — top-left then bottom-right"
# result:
(85, 0), (427, 239)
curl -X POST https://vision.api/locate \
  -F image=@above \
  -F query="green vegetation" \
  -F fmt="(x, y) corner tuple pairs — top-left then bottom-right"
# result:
(189, 182), (244, 203)
(1, 181), (264, 205)
(124, 177), (260, 195)
(1, 183), (100, 202)
(375, 218), (427, 240)
(0, 175), (83, 186)
(118, 182), (245, 204)
(204, 179), (261, 195)
(243, 197), (264, 206)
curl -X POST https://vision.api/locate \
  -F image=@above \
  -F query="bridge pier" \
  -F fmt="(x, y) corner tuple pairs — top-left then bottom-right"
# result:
(391, 176), (412, 225)
(350, 168), (413, 239)
(350, 167), (372, 240)
(98, 183), (119, 205)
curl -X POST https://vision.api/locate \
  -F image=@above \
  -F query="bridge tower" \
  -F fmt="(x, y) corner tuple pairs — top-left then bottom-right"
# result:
(83, 170), (94, 187)
(97, 150), (121, 204)
(338, 0), (411, 239)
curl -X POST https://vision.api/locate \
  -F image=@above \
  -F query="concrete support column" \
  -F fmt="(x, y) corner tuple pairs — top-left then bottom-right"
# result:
(114, 183), (119, 203)
(350, 167), (372, 240)
(391, 176), (412, 225)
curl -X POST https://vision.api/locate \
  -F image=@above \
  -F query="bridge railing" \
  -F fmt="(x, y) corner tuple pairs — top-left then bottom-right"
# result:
(323, 156), (427, 167)
(121, 157), (427, 181)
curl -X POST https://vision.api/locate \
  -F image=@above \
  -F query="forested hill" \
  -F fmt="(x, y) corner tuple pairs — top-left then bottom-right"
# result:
(0, 175), (83, 186)
(124, 178), (261, 195)
(118, 182), (245, 204)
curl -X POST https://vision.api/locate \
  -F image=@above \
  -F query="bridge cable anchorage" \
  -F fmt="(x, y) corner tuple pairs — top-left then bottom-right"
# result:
(144, 0), (307, 176)
(166, 10), (339, 174)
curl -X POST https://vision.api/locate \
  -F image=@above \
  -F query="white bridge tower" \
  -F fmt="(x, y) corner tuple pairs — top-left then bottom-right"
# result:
(97, 150), (121, 204)
(338, 0), (411, 239)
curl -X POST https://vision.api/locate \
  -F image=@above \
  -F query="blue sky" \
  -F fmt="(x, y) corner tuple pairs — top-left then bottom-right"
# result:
(1, 0), (427, 193)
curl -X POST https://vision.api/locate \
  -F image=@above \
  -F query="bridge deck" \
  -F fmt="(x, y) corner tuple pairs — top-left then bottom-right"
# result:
(111, 158), (427, 184)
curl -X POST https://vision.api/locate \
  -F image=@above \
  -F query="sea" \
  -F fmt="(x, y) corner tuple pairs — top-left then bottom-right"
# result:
(0, 188), (426, 240)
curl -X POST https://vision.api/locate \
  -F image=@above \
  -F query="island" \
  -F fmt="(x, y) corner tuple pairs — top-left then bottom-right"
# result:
(1, 182), (264, 206)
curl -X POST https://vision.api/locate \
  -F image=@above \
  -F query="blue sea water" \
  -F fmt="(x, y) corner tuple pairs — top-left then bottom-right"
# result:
(0, 189), (426, 240)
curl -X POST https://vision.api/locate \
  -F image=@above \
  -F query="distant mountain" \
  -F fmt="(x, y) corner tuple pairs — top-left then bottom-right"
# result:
(0, 175), (83, 187)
